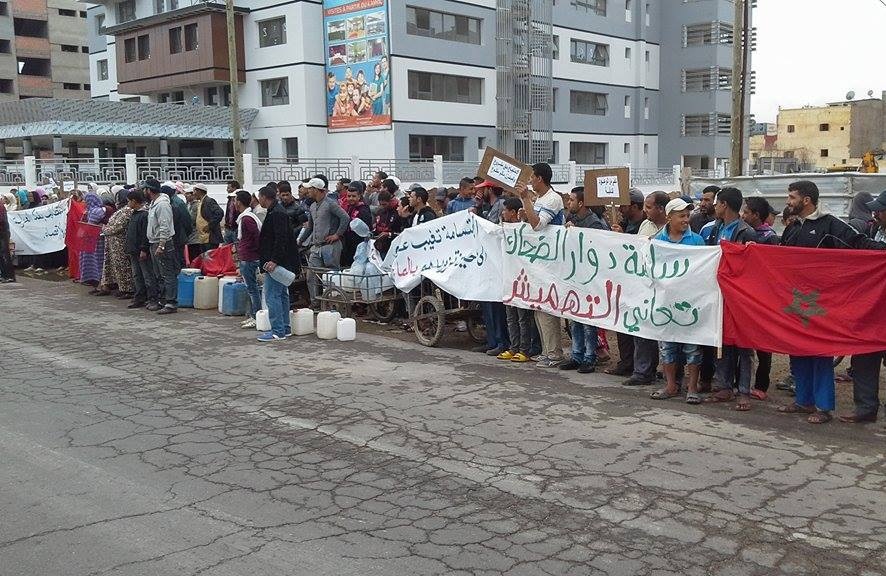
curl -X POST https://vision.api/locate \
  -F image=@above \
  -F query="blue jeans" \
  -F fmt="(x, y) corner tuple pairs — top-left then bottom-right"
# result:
(570, 321), (598, 365)
(481, 302), (510, 350)
(791, 355), (835, 411)
(238, 260), (262, 319)
(264, 272), (290, 337)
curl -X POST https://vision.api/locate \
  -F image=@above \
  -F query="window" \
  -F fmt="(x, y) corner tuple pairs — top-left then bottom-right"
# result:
(643, 143), (649, 155)
(260, 77), (289, 106)
(570, 142), (607, 164)
(61, 44), (78, 53)
(644, 50), (649, 63)
(159, 91), (184, 103)
(684, 22), (733, 47)
(58, 8), (76, 16)
(625, 0), (632, 21)
(259, 17), (286, 47)
(409, 135), (465, 161)
(155, 0), (179, 13)
(683, 68), (713, 92)
(643, 97), (649, 120)
(96, 14), (105, 34)
(571, 0), (606, 16)
(683, 114), (711, 136)
(406, 6), (481, 45)
(97, 59), (109, 80)
(570, 90), (607, 115)
(624, 46), (631, 59)
(787, 125), (795, 133)
(623, 143), (630, 154)
(206, 85), (230, 106)
(0, 2), (7, 16)
(570, 39), (609, 66)
(124, 38), (136, 63)
(820, 149), (828, 157)
(478, 137), (486, 150)
(81, 46), (89, 53)
(80, 11), (87, 17)
(256, 139), (269, 164)
(0, 79), (12, 94)
(551, 87), (557, 112)
(84, 83), (91, 90)
(169, 27), (182, 54)
(819, 123), (829, 131)
(117, 0), (136, 23)
(783, 151), (794, 159)
(63, 82), (80, 90)
(17, 57), (51, 77)
(407, 71), (483, 104)
(14, 18), (48, 38)
(644, 2), (650, 26)
(184, 23), (198, 51)
(0, 40), (10, 54)
(137, 34), (150, 60)
(552, 35), (559, 60)
(624, 95), (631, 118)
(284, 137), (299, 161)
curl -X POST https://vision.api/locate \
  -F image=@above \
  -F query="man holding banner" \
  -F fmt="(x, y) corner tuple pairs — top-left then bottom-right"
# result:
(516, 163), (566, 368)
(0, 195), (14, 283)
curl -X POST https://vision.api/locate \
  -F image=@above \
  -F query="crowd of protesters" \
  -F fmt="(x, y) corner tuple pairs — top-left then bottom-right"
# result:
(2, 165), (886, 424)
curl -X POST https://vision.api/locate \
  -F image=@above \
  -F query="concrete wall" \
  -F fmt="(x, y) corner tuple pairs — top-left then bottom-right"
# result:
(777, 105), (852, 170)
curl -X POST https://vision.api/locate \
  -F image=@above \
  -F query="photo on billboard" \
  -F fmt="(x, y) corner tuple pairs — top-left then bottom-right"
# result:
(323, 0), (391, 132)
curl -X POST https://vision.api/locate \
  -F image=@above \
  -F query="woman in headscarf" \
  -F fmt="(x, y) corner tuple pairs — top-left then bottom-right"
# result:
(97, 193), (134, 297)
(78, 190), (110, 287)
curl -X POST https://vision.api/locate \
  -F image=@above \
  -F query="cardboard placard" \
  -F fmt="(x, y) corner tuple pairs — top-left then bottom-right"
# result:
(477, 147), (533, 193)
(583, 167), (630, 206)
(63, 180), (75, 192)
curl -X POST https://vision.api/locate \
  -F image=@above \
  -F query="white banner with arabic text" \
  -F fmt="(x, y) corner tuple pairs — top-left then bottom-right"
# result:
(8, 198), (70, 256)
(501, 223), (723, 346)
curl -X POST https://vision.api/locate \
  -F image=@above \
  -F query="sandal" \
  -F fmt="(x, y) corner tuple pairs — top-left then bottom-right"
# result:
(650, 388), (681, 400)
(703, 389), (735, 403)
(750, 389), (767, 401)
(777, 403), (815, 414)
(685, 393), (702, 405)
(807, 411), (832, 424)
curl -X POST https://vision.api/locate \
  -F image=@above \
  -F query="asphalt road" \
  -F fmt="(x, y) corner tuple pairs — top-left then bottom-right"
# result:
(1, 278), (885, 576)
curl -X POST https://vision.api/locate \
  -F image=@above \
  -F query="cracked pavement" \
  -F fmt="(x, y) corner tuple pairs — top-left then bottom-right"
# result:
(1, 278), (885, 576)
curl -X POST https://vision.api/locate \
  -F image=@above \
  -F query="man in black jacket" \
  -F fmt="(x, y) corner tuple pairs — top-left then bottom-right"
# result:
(192, 183), (224, 252)
(779, 180), (886, 424)
(257, 186), (298, 341)
(702, 187), (757, 245)
(124, 189), (158, 309)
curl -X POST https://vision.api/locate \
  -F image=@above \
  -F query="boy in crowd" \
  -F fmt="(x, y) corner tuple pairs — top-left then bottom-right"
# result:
(497, 197), (535, 363)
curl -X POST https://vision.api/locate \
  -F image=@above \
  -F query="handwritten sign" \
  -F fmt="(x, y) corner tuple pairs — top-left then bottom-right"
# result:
(8, 198), (70, 256)
(501, 223), (723, 346)
(381, 211), (503, 300)
(584, 167), (630, 206)
(478, 147), (533, 193)
(63, 180), (75, 192)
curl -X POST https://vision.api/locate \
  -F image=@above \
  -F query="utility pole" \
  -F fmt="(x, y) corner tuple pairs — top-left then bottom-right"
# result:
(729, 0), (745, 177)
(226, 0), (243, 184)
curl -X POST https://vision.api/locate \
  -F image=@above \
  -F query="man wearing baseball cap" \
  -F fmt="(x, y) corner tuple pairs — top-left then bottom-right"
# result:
(302, 177), (350, 307)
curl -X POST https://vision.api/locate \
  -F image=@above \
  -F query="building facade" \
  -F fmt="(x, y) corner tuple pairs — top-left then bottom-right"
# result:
(0, 0), (90, 101)
(84, 0), (748, 169)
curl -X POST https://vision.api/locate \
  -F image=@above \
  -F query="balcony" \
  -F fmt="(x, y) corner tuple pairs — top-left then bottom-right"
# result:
(115, 11), (244, 94)
(17, 74), (52, 98)
(11, 0), (47, 20)
(14, 35), (50, 59)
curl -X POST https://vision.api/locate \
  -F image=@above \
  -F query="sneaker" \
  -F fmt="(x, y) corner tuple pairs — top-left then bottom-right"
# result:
(622, 376), (654, 386)
(455, 321), (468, 332)
(530, 354), (548, 363)
(0, 277), (15, 284)
(485, 346), (504, 356)
(241, 318), (256, 329)
(157, 306), (177, 315)
(776, 375), (794, 391)
(537, 358), (562, 368)
(559, 360), (581, 371)
(577, 363), (595, 374)
(497, 350), (515, 361)
(145, 303), (162, 312)
(126, 301), (145, 309)
(24, 265), (35, 272)
(257, 331), (286, 342)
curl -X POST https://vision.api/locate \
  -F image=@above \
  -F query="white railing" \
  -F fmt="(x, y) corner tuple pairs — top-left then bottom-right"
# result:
(35, 157), (127, 187)
(136, 157), (237, 185)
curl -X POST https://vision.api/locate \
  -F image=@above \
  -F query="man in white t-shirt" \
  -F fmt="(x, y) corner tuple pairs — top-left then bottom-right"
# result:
(516, 163), (566, 367)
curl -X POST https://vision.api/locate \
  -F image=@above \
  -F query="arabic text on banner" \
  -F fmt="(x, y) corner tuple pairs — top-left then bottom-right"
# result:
(501, 223), (723, 347)
(380, 212), (503, 301)
(8, 198), (70, 256)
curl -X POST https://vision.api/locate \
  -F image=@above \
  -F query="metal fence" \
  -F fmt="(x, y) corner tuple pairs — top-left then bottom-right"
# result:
(35, 158), (128, 186)
(357, 159), (434, 183)
(253, 158), (351, 184)
(0, 161), (26, 186)
(136, 157), (237, 184)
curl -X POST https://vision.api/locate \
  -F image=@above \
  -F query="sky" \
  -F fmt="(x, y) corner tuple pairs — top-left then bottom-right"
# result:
(751, 0), (884, 122)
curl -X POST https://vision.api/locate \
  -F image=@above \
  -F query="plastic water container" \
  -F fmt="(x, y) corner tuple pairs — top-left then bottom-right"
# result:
(217, 276), (238, 313)
(256, 309), (271, 332)
(293, 308), (314, 336)
(221, 281), (248, 316)
(177, 268), (201, 308)
(316, 311), (340, 340)
(194, 276), (219, 309)
(336, 318), (356, 341)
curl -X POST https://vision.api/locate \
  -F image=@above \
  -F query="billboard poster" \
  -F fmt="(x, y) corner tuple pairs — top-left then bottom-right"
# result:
(323, 0), (391, 132)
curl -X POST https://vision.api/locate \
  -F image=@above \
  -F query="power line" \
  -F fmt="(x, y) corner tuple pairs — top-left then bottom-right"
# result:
(877, 0), (886, 8)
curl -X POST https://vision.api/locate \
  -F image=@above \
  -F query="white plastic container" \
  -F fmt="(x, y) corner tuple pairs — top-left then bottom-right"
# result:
(194, 276), (219, 310)
(316, 311), (341, 340)
(256, 309), (271, 332)
(217, 276), (238, 313)
(336, 318), (356, 341)
(293, 308), (314, 336)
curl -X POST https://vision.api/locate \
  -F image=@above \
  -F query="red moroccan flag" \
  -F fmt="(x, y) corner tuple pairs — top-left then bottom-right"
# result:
(717, 242), (886, 356)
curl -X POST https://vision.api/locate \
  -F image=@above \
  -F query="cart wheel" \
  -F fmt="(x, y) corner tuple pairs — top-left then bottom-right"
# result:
(369, 298), (397, 323)
(412, 295), (445, 347)
(466, 315), (487, 344)
(321, 285), (352, 318)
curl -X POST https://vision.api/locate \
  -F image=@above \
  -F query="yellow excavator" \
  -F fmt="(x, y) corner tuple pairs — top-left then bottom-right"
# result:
(826, 149), (883, 173)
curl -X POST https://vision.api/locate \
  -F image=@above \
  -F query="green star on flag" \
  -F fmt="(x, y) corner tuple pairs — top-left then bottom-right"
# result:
(783, 289), (826, 327)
